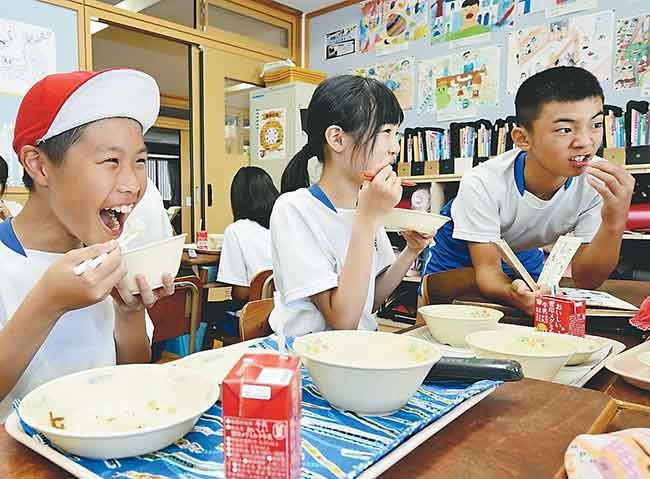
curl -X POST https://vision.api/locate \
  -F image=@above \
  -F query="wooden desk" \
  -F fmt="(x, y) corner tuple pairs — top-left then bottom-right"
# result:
(0, 379), (623, 479)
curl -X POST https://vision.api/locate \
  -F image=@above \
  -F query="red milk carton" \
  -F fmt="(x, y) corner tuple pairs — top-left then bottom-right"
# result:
(222, 353), (302, 479)
(196, 230), (208, 250)
(534, 295), (586, 337)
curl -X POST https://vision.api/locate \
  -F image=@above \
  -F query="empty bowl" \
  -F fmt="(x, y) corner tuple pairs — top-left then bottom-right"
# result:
(19, 364), (219, 459)
(207, 233), (224, 251)
(419, 304), (503, 347)
(465, 330), (577, 380)
(563, 335), (603, 366)
(123, 233), (186, 293)
(383, 208), (449, 235)
(293, 330), (441, 415)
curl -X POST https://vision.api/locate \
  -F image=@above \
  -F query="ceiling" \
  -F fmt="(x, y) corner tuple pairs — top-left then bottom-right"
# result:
(275, 0), (343, 13)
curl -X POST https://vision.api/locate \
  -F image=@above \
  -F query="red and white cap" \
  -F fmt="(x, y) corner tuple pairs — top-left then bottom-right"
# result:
(13, 68), (160, 155)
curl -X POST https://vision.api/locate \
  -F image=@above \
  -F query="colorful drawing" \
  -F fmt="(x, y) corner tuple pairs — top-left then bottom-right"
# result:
(418, 47), (500, 120)
(430, 0), (532, 45)
(359, 0), (427, 55)
(325, 25), (358, 60)
(354, 58), (415, 110)
(256, 108), (286, 161)
(507, 10), (614, 94)
(546, 0), (598, 18)
(614, 15), (650, 95)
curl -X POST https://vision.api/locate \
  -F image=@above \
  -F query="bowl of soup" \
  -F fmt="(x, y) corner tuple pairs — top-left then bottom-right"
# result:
(465, 330), (577, 380)
(293, 330), (441, 415)
(419, 304), (503, 347)
(19, 364), (219, 459)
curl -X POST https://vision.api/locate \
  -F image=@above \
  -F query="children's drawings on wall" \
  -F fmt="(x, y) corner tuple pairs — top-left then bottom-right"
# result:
(0, 18), (55, 95)
(614, 15), (650, 95)
(506, 10), (614, 94)
(429, 0), (533, 46)
(359, 0), (427, 55)
(353, 58), (416, 110)
(545, 0), (598, 18)
(418, 46), (500, 120)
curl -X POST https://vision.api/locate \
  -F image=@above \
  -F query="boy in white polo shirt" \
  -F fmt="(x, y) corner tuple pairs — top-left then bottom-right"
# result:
(422, 66), (635, 315)
(0, 69), (175, 422)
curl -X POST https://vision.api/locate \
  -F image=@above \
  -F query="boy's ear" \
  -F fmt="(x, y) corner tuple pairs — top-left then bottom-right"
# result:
(324, 125), (346, 153)
(511, 125), (531, 151)
(20, 146), (50, 188)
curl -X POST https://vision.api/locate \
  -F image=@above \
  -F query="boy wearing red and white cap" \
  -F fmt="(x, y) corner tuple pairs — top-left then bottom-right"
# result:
(0, 69), (175, 421)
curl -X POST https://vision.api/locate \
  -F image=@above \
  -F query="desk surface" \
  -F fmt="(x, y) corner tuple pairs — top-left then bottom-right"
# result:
(1, 280), (649, 478)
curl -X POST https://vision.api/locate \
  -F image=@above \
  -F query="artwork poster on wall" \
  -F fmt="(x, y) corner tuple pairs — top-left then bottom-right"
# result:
(545, 0), (598, 18)
(256, 108), (286, 161)
(417, 46), (500, 120)
(325, 24), (358, 60)
(429, 0), (533, 46)
(506, 10), (614, 94)
(614, 15), (650, 95)
(353, 57), (416, 110)
(359, 0), (428, 56)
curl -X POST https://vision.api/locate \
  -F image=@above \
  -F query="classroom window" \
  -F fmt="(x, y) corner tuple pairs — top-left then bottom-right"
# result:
(207, 4), (289, 49)
(225, 79), (260, 158)
(93, 0), (195, 28)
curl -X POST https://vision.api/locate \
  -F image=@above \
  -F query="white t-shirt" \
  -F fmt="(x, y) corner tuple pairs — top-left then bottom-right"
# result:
(451, 149), (603, 250)
(269, 188), (395, 337)
(122, 178), (174, 248)
(217, 219), (272, 287)
(0, 231), (154, 422)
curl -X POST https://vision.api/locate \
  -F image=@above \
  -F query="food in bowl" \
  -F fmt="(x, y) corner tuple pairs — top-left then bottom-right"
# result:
(123, 233), (186, 293)
(19, 364), (219, 459)
(383, 208), (449, 235)
(563, 335), (602, 366)
(293, 330), (440, 415)
(419, 304), (503, 347)
(465, 330), (577, 380)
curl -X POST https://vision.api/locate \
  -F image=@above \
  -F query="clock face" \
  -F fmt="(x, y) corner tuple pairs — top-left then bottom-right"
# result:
(265, 127), (280, 144)
(260, 120), (284, 152)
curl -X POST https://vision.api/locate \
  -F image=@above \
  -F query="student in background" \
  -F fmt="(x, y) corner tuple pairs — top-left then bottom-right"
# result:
(0, 155), (23, 221)
(270, 75), (433, 337)
(0, 69), (175, 422)
(217, 166), (278, 302)
(421, 66), (635, 315)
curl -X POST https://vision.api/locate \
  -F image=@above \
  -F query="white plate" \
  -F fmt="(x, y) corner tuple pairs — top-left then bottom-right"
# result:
(605, 340), (650, 390)
(383, 208), (449, 235)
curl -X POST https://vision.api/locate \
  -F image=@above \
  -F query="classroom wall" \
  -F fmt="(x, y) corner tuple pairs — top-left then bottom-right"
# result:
(308, 0), (650, 130)
(0, 0), (79, 188)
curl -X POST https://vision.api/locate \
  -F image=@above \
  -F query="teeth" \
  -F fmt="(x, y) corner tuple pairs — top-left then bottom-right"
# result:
(107, 204), (134, 214)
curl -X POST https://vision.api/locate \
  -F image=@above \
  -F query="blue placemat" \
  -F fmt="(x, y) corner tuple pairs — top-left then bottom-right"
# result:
(16, 336), (500, 478)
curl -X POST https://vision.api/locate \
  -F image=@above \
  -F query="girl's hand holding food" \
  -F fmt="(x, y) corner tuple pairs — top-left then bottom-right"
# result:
(357, 164), (402, 225)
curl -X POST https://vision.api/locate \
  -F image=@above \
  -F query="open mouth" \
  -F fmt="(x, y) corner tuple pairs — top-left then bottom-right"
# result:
(569, 155), (591, 167)
(466, 13), (474, 20)
(99, 204), (134, 237)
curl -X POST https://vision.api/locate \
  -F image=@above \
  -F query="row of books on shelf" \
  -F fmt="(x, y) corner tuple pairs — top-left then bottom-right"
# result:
(396, 99), (650, 178)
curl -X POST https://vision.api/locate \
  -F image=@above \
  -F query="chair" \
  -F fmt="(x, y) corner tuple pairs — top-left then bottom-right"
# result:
(239, 298), (274, 341)
(248, 269), (273, 301)
(148, 275), (203, 355)
(420, 267), (482, 306)
(261, 273), (275, 300)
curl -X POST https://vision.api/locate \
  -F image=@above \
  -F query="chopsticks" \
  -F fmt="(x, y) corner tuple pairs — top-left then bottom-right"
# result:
(361, 171), (417, 187)
(73, 231), (140, 275)
(493, 239), (538, 292)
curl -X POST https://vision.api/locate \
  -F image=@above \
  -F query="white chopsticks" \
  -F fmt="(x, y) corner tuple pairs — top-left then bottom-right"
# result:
(73, 231), (139, 276)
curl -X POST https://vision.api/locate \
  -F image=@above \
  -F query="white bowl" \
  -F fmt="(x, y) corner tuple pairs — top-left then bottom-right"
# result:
(19, 364), (219, 459)
(383, 208), (449, 235)
(293, 330), (440, 415)
(563, 335), (603, 366)
(123, 233), (187, 293)
(419, 304), (503, 347)
(207, 233), (224, 251)
(465, 330), (577, 380)
(638, 352), (650, 368)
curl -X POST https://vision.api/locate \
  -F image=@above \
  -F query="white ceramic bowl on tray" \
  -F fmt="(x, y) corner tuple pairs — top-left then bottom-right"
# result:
(293, 330), (441, 415)
(123, 233), (186, 293)
(19, 364), (219, 459)
(383, 208), (449, 235)
(465, 329), (577, 380)
(418, 304), (503, 348)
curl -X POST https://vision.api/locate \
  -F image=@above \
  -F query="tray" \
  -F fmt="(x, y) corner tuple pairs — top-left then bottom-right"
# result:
(605, 339), (650, 390)
(405, 325), (626, 387)
(5, 388), (493, 479)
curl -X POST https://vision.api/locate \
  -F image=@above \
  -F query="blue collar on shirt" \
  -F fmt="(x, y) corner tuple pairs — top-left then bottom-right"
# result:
(308, 183), (337, 213)
(514, 151), (573, 197)
(0, 219), (26, 256)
